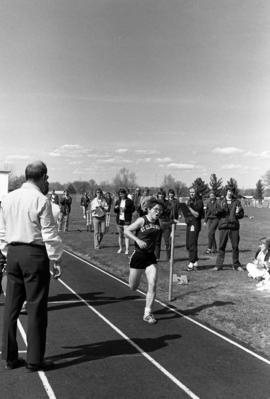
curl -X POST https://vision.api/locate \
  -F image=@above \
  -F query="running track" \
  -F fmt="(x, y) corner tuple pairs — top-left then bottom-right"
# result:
(0, 250), (269, 399)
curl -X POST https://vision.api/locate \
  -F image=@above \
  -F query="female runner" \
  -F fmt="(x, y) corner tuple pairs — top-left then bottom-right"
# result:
(125, 197), (163, 324)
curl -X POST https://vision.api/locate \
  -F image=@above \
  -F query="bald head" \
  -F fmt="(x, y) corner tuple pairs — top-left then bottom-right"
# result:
(25, 161), (47, 182)
(25, 161), (49, 195)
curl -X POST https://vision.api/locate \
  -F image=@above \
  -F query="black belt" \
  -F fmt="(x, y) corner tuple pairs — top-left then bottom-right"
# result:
(9, 242), (44, 249)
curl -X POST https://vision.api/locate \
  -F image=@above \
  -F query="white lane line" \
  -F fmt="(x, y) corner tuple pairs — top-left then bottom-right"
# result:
(65, 249), (270, 367)
(1, 290), (57, 399)
(17, 317), (57, 399)
(57, 277), (200, 399)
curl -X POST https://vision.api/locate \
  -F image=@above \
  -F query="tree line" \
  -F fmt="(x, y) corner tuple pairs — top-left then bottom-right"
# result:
(8, 167), (270, 200)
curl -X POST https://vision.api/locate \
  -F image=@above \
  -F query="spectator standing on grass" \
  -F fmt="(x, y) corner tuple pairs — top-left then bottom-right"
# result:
(90, 188), (109, 249)
(49, 189), (59, 205)
(50, 191), (61, 226)
(114, 188), (135, 255)
(204, 191), (219, 254)
(86, 192), (94, 232)
(133, 187), (142, 218)
(0, 161), (63, 371)
(185, 187), (204, 271)
(167, 189), (180, 223)
(138, 187), (151, 217)
(246, 237), (270, 280)
(80, 192), (90, 220)
(214, 186), (244, 271)
(125, 197), (163, 324)
(155, 188), (180, 261)
(104, 192), (113, 233)
(154, 190), (172, 261)
(58, 190), (72, 232)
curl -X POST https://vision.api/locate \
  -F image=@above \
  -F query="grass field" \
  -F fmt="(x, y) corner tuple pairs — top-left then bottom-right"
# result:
(60, 198), (270, 359)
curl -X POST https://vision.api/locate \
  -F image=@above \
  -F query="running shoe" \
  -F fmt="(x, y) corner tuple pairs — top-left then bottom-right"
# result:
(186, 262), (194, 271)
(143, 313), (157, 324)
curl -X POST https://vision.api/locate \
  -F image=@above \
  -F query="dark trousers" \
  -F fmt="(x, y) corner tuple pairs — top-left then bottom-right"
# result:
(207, 218), (219, 251)
(186, 224), (201, 263)
(155, 221), (172, 260)
(2, 244), (50, 364)
(216, 229), (241, 269)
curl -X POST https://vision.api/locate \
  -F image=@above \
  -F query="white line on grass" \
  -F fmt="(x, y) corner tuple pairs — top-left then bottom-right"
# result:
(57, 276), (200, 399)
(64, 249), (270, 367)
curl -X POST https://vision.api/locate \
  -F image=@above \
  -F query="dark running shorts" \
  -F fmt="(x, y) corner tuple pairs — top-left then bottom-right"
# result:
(129, 250), (157, 270)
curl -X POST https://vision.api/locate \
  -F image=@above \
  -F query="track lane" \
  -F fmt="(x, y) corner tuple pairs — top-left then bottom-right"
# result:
(1, 250), (270, 399)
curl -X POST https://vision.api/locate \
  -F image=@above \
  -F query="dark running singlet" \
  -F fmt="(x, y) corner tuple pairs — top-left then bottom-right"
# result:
(135, 216), (160, 253)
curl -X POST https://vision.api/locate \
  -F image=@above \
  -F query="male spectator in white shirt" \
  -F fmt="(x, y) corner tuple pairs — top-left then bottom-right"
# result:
(0, 161), (63, 372)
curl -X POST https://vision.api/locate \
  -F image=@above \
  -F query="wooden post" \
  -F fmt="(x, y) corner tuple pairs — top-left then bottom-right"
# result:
(168, 223), (176, 302)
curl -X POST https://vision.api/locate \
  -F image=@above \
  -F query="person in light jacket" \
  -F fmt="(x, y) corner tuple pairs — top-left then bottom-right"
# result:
(90, 188), (109, 249)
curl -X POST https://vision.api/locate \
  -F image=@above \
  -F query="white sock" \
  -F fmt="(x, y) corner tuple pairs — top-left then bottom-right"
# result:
(144, 307), (151, 316)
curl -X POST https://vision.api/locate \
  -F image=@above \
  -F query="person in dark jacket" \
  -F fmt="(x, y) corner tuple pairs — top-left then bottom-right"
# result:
(80, 192), (90, 220)
(154, 190), (179, 261)
(114, 188), (135, 255)
(133, 187), (142, 218)
(214, 186), (244, 271)
(185, 188), (204, 271)
(204, 191), (219, 254)
(154, 191), (171, 261)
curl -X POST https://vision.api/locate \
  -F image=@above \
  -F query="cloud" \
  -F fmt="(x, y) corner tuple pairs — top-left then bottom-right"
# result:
(244, 150), (270, 159)
(212, 147), (244, 155)
(115, 148), (128, 153)
(167, 163), (195, 170)
(6, 155), (30, 160)
(221, 164), (242, 170)
(156, 157), (172, 163)
(98, 158), (116, 163)
(135, 149), (160, 155)
(48, 144), (88, 158)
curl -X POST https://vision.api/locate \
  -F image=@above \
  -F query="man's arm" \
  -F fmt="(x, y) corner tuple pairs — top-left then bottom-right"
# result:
(40, 200), (63, 262)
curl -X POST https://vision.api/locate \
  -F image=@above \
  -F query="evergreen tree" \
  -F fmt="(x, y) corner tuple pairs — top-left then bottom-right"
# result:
(254, 179), (264, 204)
(192, 177), (209, 198)
(209, 173), (223, 197)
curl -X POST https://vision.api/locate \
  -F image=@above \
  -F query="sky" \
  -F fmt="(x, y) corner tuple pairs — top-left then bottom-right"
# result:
(0, 0), (270, 189)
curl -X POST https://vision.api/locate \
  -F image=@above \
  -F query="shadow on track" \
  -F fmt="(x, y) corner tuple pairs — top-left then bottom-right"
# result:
(49, 334), (181, 369)
(47, 292), (141, 311)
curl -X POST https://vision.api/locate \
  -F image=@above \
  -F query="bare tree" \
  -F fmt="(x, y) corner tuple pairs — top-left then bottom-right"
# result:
(112, 168), (137, 192)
